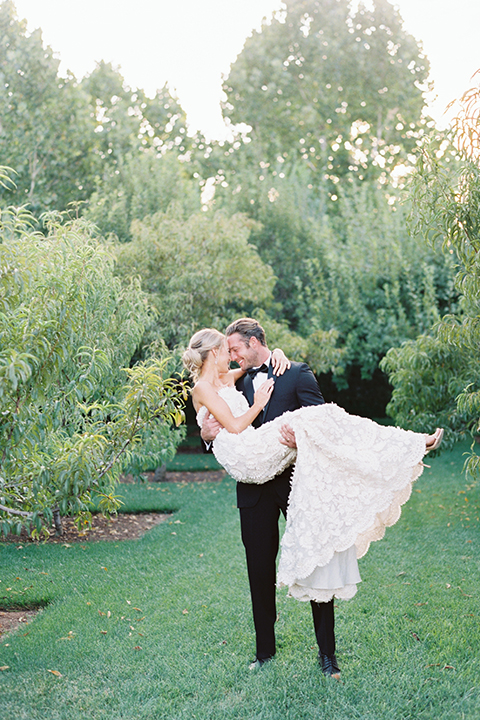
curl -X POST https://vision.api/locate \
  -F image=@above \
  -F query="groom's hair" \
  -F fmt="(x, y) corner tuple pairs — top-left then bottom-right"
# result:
(225, 318), (267, 346)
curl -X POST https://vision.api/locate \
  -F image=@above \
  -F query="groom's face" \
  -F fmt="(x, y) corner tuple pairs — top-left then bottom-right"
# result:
(227, 333), (259, 371)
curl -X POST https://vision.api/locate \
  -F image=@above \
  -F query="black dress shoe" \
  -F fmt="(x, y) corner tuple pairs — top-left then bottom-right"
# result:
(248, 656), (273, 670)
(319, 652), (341, 679)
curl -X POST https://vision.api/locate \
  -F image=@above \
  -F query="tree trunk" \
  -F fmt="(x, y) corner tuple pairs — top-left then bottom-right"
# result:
(53, 507), (63, 536)
(153, 463), (167, 482)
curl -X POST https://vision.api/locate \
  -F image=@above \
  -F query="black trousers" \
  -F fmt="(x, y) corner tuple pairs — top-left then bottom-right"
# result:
(239, 478), (336, 661)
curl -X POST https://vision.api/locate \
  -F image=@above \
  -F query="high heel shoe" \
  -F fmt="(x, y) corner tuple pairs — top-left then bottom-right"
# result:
(426, 428), (444, 452)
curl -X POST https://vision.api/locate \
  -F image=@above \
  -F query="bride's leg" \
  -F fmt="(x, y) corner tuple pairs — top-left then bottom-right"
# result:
(425, 428), (444, 452)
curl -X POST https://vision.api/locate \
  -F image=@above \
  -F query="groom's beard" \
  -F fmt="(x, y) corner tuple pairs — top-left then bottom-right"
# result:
(241, 349), (265, 371)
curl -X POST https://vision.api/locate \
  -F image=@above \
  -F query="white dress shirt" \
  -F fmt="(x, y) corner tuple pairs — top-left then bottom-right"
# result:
(251, 353), (271, 392)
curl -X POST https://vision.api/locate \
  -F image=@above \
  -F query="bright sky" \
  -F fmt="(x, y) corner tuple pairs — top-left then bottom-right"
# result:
(13, 0), (480, 139)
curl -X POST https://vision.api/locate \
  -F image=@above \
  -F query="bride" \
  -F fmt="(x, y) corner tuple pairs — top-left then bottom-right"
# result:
(182, 327), (443, 604)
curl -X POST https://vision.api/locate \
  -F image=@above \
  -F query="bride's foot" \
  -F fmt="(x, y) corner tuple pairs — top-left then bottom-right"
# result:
(425, 428), (444, 453)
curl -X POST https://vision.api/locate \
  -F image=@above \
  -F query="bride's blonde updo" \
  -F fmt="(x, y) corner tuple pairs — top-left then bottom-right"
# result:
(182, 328), (225, 383)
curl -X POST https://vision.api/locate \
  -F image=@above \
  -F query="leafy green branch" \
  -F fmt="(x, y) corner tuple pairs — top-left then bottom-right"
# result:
(0, 212), (186, 536)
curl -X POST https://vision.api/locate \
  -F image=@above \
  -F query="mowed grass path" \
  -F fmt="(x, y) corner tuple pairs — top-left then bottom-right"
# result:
(1, 441), (478, 720)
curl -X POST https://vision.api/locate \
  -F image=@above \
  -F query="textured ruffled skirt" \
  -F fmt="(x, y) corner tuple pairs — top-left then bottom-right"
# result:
(211, 402), (426, 603)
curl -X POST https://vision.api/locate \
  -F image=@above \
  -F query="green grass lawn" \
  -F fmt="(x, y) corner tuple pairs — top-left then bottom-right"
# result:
(166, 452), (223, 472)
(0, 441), (479, 719)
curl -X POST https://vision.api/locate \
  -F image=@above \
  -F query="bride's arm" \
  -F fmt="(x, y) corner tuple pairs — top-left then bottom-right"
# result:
(193, 380), (273, 435)
(272, 348), (291, 376)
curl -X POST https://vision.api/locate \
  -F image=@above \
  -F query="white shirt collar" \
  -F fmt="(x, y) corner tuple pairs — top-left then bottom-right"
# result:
(252, 353), (271, 371)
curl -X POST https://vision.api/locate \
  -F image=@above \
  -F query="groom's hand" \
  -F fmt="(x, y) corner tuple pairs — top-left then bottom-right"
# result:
(279, 422), (297, 449)
(201, 415), (223, 444)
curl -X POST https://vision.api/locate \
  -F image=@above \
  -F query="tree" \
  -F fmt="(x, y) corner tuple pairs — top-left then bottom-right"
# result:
(204, 0), (449, 415)
(86, 150), (201, 242)
(213, 161), (331, 327)
(0, 1), (97, 213)
(381, 83), (480, 475)
(213, 158), (457, 399)
(0, 203), (185, 536)
(80, 61), (192, 177)
(114, 208), (276, 349)
(222, 0), (431, 181)
(0, 2), (193, 216)
(298, 182), (457, 375)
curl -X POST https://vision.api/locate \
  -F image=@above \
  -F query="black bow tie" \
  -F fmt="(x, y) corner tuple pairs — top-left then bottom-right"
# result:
(246, 363), (268, 379)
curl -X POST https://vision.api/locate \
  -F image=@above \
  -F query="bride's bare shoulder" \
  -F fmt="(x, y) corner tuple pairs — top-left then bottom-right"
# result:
(192, 380), (216, 402)
(192, 380), (230, 413)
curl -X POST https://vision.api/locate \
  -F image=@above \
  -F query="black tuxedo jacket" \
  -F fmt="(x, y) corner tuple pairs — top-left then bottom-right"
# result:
(235, 361), (324, 508)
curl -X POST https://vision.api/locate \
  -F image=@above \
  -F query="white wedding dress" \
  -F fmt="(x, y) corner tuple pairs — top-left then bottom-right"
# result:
(197, 386), (426, 603)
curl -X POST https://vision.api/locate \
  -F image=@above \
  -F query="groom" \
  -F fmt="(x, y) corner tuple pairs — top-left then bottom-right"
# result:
(200, 317), (340, 678)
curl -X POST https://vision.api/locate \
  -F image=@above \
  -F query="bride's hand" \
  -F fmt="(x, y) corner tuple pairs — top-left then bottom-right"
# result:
(271, 348), (291, 376)
(254, 378), (275, 408)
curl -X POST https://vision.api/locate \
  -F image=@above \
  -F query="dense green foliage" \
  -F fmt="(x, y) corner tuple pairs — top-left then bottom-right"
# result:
(0, 1), (95, 213)
(207, 0), (456, 389)
(86, 150), (202, 243)
(0, 201), (186, 535)
(0, 0), (469, 465)
(0, 1), (191, 216)
(222, 0), (431, 180)
(382, 86), (480, 474)
(213, 164), (457, 386)
(114, 208), (276, 348)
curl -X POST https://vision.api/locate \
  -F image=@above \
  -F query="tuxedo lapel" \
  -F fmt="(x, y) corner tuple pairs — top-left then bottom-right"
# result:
(238, 363), (284, 426)
(248, 364), (275, 425)
(243, 372), (255, 407)
(263, 369), (295, 424)
(259, 363), (275, 424)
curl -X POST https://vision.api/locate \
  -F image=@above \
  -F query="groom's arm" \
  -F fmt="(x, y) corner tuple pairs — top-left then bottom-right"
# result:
(296, 363), (325, 408)
(200, 414), (223, 452)
(280, 363), (324, 448)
